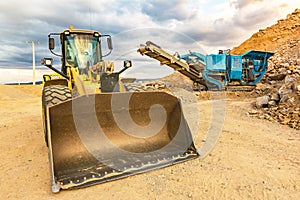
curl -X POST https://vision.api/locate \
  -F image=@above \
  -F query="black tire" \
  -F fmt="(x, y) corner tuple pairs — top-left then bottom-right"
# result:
(42, 85), (72, 146)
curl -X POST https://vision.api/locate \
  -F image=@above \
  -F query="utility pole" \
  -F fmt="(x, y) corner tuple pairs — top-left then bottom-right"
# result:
(26, 41), (39, 85)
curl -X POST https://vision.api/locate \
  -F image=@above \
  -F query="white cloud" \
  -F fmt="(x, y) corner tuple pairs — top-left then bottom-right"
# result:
(0, 0), (299, 82)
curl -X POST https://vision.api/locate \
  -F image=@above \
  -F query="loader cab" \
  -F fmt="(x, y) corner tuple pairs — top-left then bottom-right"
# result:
(44, 27), (132, 94)
(60, 30), (113, 75)
(63, 33), (101, 70)
(48, 28), (113, 76)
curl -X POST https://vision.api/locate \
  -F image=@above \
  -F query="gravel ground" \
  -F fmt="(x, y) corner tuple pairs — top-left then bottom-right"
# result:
(0, 85), (299, 199)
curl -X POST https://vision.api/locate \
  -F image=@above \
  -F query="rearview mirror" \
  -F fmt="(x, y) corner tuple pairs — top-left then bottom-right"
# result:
(107, 37), (113, 50)
(118, 60), (132, 74)
(49, 38), (55, 50)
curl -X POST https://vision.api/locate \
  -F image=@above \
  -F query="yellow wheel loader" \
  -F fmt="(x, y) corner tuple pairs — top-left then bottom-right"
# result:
(41, 26), (199, 193)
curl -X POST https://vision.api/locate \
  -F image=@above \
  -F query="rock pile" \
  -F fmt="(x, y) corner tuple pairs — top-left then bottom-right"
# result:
(266, 38), (300, 82)
(235, 8), (300, 130)
(159, 71), (194, 91)
(253, 37), (300, 130)
(255, 37), (300, 130)
(123, 71), (195, 92)
(253, 74), (300, 130)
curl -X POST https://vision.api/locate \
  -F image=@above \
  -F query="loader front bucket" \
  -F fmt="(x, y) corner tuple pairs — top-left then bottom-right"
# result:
(46, 91), (199, 191)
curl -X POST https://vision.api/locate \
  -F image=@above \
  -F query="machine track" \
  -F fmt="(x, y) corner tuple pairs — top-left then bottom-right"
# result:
(225, 86), (255, 92)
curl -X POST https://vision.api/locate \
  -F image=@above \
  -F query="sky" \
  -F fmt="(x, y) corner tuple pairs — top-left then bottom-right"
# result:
(0, 0), (299, 83)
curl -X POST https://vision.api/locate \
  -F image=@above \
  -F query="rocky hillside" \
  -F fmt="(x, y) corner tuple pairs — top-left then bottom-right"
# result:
(231, 9), (300, 54)
(239, 8), (300, 130)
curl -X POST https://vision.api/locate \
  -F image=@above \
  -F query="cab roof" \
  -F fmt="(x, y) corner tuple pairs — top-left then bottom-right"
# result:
(61, 26), (101, 35)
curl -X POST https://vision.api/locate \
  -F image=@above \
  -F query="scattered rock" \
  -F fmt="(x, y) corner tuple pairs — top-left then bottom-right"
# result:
(247, 109), (259, 115)
(270, 93), (280, 101)
(256, 95), (270, 108)
(268, 100), (277, 107)
(279, 93), (297, 105)
(278, 84), (293, 98)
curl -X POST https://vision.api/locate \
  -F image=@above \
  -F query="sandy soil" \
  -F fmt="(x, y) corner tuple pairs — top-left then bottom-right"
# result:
(0, 85), (299, 199)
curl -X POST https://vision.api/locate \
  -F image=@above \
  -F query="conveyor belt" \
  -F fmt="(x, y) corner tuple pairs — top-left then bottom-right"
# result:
(138, 41), (206, 86)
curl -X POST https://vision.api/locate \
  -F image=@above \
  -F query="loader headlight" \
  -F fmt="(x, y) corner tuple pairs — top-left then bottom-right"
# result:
(124, 60), (132, 68)
(41, 58), (53, 66)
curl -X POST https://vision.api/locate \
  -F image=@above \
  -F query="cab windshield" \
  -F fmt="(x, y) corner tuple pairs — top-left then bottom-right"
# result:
(64, 33), (102, 70)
